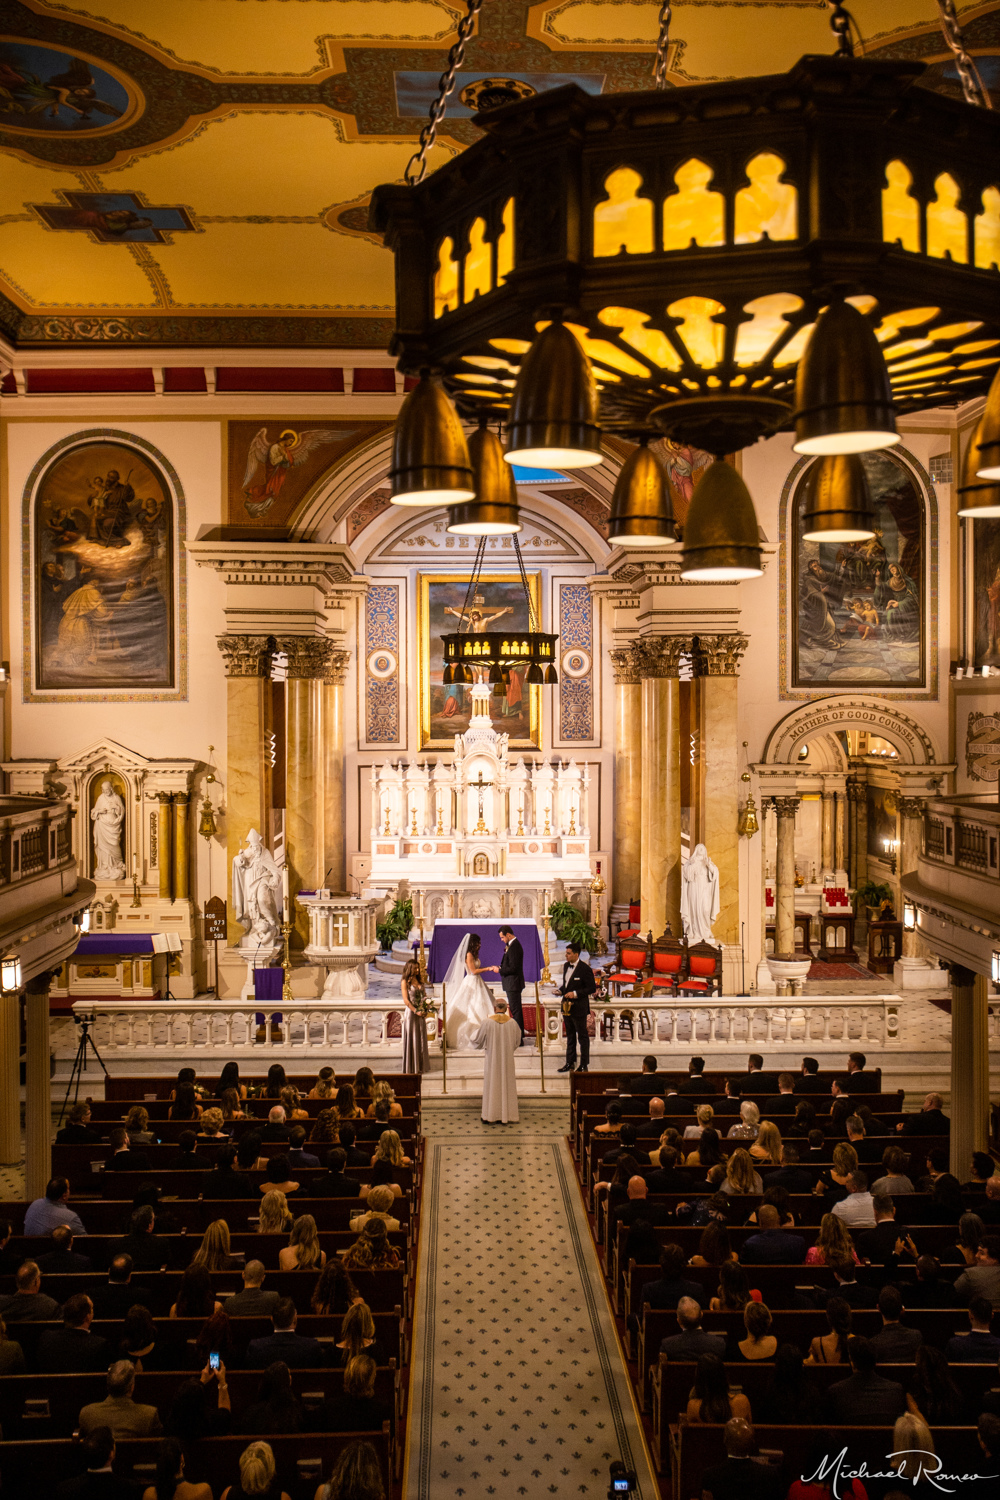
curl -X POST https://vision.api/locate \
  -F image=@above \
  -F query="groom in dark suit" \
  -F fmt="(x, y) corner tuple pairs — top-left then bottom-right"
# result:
(557, 942), (597, 1073)
(497, 926), (526, 1042)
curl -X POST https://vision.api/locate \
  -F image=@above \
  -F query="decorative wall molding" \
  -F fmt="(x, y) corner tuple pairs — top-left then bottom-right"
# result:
(557, 582), (595, 744)
(364, 582), (401, 746)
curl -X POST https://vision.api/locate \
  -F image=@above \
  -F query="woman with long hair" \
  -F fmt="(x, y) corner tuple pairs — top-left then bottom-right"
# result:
(220, 1088), (246, 1122)
(258, 1190), (293, 1235)
(310, 1257), (361, 1316)
(806, 1296), (852, 1364)
(309, 1066), (336, 1100)
(169, 1083), (202, 1123)
(927, 1173), (966, 1225)
(262, 1063), (286, 1099)
(804, 1213), (859, 1270)
(218, 1061), (247, 1100)
(599, 1153), (641, 1212)
(280, 1085), (309, 1121)
(367, 1080), (403, 1119)
(943, 1211), (988, 1266)
(683, 1103), (715, 1141)
(751, 1120), (782, 1165)
(684, 1353), (752, 1423)
(221, 1440), (291, 1500)
(708, 1260), (754, 1313)
(353, 1066), (375, 1104)
(736, 1300), (777, 1361)
(372, 1129), (411, 1169)
(906, 1344), (966, 1425)
(315, 1440), (385, 1500)
(400, 958), (431, 1075)
(334, 1084), (361, 1123)
(815, 1142), (858, 1202)
(309, 1108), (339, 1145)
(686, 1126), (725, 1170)
(125, 1105), (157, 1145)
(279, 1214), (326, 1271)
(690, 1221), (736, 1268)
(142, 1437), (211, 1500)
(0, 1313), (25, 1375)
(721, 1148), (763, 1196)
(193, 1219), (240, 1272)
(120, 1304), (161, 1371)
(169, 1263), (223, 1320)
(342, 1217), (401, 1271)
(726, 1101), (760, 1141)
(238, 1366), (305, 1437)
(787, 1100), (816, 1138)
(331, 1301), (383, 1368)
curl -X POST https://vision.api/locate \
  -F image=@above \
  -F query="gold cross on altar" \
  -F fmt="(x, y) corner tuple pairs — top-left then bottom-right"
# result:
(473, 769), (493, 834)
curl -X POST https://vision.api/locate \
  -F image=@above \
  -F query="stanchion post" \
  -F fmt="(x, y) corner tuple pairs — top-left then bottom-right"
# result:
(534, 980), (545, 1094)
(441, 981), (448, 1095)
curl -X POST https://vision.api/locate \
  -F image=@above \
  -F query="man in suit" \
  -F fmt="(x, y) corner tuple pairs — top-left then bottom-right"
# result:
(497, 925), (526, 1043)
(829, 1336), (907, 1423)
(709, 1079), (741, 1116)
(855, 1196), (914, 1271)
(261, 1106), (290, 1141)
(646, 1147), (692, 1195)
(245, 1298), (325, 1368)
(677, 1057), (711, 1095)
(981, 1176), (1000, 1227)
(944, 1296), (1000, 1363)
(89, 1254), (152, 1320)
(37, 1223), (93, 1274)
(846, 1051), (879, 1093)
(636, 1097), (668, 1140)
(601, 1125), (650, 1168)
(610, 1176), (671, 1238)
(55, 1102), (103, 1147)
(200, 1144), (255, 1199)
(729, 1054), (774, 1096)
(659, 1296), (727, 1359)
(700, 1418), (783, 1500)
(109, 1206), (165, 1272)
(868, 1284), (923, 1361)
(954, 1235), (1000, 1307)
(287, 1125), (320, 1170)
(901, 1254), (956, 1309)
(766, 1144), (813, 1195)
(222, 1260), (280, 1318)
(103, 1126), (151, 1174)
(165, 1130), (211, 1171)
(740, 1203), (806, 1264)
(556, 943), (596, 1073)
(37, 1293), (111, 1373)
(896, 1092), (951, 1136)
(312, 1146), (367, 1197)
(0, 1260), (62, 1322)
(78, 1363), (162, 1441)
(762, 1073), (798, 1116)
(53, 1428), (143, 1500)
(622, 1056), (661, 1095)
(641, 1243), (704, 1310)
(796, 1056), (827, 1095)
(338, 1124), (372, 1168)
(826, 1266), (879, 1309)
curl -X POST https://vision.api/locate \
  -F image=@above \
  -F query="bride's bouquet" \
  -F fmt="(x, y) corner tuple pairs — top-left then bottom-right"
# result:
(408, 980), (439, 1019)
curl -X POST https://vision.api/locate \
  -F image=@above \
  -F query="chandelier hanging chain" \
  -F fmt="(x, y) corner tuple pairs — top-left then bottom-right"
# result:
(826, 2), (855, 57)
(404, 0), (486, 185)
(652, 2), (672, 90)
(511, 534), (539, 633)
(935, 0), (992, 109)
(456, 535), (489, 631)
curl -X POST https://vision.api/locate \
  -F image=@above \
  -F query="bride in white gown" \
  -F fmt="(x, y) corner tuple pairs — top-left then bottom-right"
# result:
(444, 933), (497, 1050)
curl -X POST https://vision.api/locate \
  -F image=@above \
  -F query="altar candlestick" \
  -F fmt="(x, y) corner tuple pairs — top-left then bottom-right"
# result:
(282, 863), (290, 920)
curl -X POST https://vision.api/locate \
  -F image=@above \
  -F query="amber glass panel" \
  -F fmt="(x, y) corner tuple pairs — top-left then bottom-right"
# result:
(926, 173), (969, 263)
(434, 236), (459, 317)
(593, 168), (654, 257)
(873, 308), (940, 342)
(464, 218), (492, 302)
(662, 158), (725, 250)
(733, 292), (803, 367)
(734, 153), (797, 244)
(881, 161), (920, 252)
(667, 296), (726, 368)
(597, 307), (682, 370)
(497, 197), (515, 284)
(970, 186), (1000, 270)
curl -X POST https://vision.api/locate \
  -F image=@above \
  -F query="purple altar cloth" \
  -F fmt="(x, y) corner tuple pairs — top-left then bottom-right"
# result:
(253, 967), (284, 1000)
(426, 920), (543, 984)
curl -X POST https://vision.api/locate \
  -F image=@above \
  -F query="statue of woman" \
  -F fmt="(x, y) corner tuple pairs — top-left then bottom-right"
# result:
(91, 778), (126, 881)
(680, 842), (721, 946)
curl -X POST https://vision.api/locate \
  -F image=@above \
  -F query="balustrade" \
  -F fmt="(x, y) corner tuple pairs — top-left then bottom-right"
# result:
(923, 799), (1000, 880)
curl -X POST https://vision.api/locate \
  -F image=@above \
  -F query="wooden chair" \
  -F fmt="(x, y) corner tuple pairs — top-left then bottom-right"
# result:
(646, 933), (687, 997)
(611, 900), (642, 940)
(675, 940), (722, 997)
(605, 931), (652, 997)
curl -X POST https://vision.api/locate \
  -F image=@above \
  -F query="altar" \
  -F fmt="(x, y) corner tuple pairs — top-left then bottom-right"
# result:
(426, 918), (544, 984)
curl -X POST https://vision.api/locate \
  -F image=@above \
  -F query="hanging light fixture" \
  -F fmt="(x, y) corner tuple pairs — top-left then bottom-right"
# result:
(958, 412), (1000, 517)
(800, 453), (877, 541)
(793, 302), (899, 456)
(680, 460), (763, 581)
(440, 536), (558, 685)
(448, 420), (522, 535)
(503, 322), (603, 469)
(0, 953), (22, 996)
(388, 373), (475, 506)
(608, 440), (678, 548)
(976, 364), (1000, 480)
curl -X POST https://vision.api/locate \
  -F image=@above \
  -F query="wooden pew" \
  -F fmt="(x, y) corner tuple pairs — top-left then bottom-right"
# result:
(4, 1227), (410, 1274)
(104, 1073), (421, 1101)
(2, 1197), (412, 1236)
(569, 1068), (884, 1126)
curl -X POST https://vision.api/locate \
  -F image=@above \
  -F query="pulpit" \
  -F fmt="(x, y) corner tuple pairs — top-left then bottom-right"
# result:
(298, 892), (380, 996)
(817, 885), (857, 961)
(868, 920), (903, 975)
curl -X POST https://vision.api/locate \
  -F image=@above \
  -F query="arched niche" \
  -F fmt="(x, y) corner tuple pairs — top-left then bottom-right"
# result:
(761, 696), (939, 767)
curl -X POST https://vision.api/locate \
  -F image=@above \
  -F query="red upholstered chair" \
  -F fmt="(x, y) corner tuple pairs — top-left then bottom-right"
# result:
(611, 900), (643, 940)
(606, 931), (652, 996)
(676, 940), (722, 997)
(647, 934), (687, 997)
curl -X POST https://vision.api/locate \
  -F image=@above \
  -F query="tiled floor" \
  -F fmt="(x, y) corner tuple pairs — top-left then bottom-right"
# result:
(405, 1099), (657, 1500)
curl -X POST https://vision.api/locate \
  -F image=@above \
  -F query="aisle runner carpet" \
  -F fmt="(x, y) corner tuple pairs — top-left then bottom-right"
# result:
(406, 1100), (656, 1500)
(806, 960), (876, 980)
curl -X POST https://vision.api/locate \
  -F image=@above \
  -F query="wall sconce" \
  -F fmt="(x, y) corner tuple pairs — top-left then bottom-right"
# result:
(1, 953), (22, 995)
(993, 950), (1000, 986)
(882, 837), (899, 874)
(198, 797), (217, 842)
(903, 901), (917, 931)
(77, 908), (91, 934)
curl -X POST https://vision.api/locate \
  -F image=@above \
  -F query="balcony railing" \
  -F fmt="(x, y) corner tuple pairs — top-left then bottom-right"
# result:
(924, 797), (1000, 881)
(0, 796), (76, 891)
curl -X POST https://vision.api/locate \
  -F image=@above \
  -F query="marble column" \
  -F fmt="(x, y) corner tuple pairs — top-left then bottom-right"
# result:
(24, 974), (53, 1201)
(847, 777), (867, 891)
(834, 792), (846, 873)
(609, 647), (643, 919)
(323, 650), (351, 896)
(898, 795), (925, 956)
(820, 791), (835, 876)
(0, 992), (20, 1165)
(283, 637), (335, 948)
(173, 794), (190, 901)
(949, 965), (990, 1177)
(773, 796), (800, 957)
(693, 634), (748, 945)
(218, 635), (271, 947)
(637, 637), (685, 939)
(157, 794), (174, 900)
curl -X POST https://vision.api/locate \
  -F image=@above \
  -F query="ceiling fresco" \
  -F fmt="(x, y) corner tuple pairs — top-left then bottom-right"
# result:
(1, 0), (998, 348)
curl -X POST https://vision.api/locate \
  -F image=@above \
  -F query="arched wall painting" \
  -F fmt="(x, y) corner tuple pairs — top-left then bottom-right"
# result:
(787, 449), (932, 697)
(973, 517), (1000, 668)
(26, 434), (183, 700)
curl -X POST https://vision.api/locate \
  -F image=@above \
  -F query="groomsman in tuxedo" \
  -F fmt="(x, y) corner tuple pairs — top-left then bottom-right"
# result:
(556, 942), (597, 1073)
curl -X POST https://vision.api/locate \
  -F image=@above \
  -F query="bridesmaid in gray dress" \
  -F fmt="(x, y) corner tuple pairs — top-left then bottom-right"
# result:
(400, 958), (431, 1073)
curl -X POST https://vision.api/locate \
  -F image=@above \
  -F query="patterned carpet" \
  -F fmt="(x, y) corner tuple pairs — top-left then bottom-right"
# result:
(406, 1100), (656, 1500)
(806, 960), (878, 980)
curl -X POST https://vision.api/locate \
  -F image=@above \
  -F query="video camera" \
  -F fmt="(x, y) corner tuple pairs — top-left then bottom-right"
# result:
(608, 1461), (637, 1499)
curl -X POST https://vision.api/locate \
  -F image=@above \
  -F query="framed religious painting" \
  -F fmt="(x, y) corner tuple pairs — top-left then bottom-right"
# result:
(972, 516), (1000, 670)
(417, 572), (542, 750)
(866, 785), (898, 861)
(780, 446), (936, 700)
(23, 430), (185, 701)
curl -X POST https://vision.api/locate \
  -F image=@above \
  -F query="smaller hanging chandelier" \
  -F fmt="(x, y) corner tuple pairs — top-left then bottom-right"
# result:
(800, 453), (877, 542)
(793, 302), (899, 457)
(680, 460), (763, 581)
(504, 322), (603, 469)
(448, 420), (522, 536)
(607, 440), (678, 548)
(388, 374), (475, 506)
(440, 535), (558, 693)
(957, 411), (1000, 518)
(974, 364), (1000, 482)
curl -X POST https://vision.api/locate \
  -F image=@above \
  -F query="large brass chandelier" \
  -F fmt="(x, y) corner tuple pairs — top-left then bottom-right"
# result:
(372, 2), (1000, 578)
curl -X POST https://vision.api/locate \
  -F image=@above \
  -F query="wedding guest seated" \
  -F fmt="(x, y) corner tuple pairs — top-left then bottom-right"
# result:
(871, 1144), (915, 1194)
(287, 1126), (320, 1170)
(955, 1239), (1000, 1307)
(245, 1298), (325, 1369)
(965, 1152), (999, 1190)
(729, 1054), (772, 1096)
(224, 1260), (280, 1318)
(981, 1176), (1000, 1227)
(649, 1126), (683, 1167)
(37, 1222), (93, 1273)
(720, 1149), (763, 1197)
(261, 1107), (290, 1143)
(279, 1213), (327, 1270)
(642, 1243), (703, 1309)
(312, 1148), (366, 1199)
(91, 1254), (151, 1319)
(684, 1126), (726, 1172)
(686, 1352), (752, 1423)
(169, 1263), (223, 1320)
(329, 1301), (384, 1369)
(52, 1426), (141, 1500)
(79, 1360), (163, 1440)
(708, 1079), (741, 1116)
(899, 1254), (957, 1310)
(831, 1171), (877, 1230)
(708, 1260), (755, 1314)
(698, 1416), (782, 1500)
(594, 1102), (623, 1137)
(813, 1142), (858, 1205)
(55, 1101), (102, 1146)
(761, 1074), (797, 1116)
(218, 1060), (248, 1101)
(942, 1212), (988, 1267)
(195, 1107), (230, 1142)
(167, 1131), (210, 1172)
(201, 1144), (255, 1200)
(261, 1063), (286, 1099)
(919, 1147), (950, 1193)
(868, 1283), (924, 1360)
(238, 1364), (305, 1434)
(609, 1176), (671, 1236)
(646, 1146), (691, 1194)
(0, 1313), (25, 1375)
(25, 1176), (87, 1237)
(309, 1109), (339, 1148)
(366, 1080), (402, 1120)
(334, 1084), (363, 1122)
(339, 1124), (372, 1168)
(925, 1173), (967, 1226)
(165, 1360), (232, 1441)
(310, 1257), (362, 1316)
(804, 1128), (826, 1164)
(141, 1438), (209, 1500)
(110, 1206), (165, 1271)
(690, 1221), (737, 1268)
(168, 1083), (202, 1123)
(357, 1100), (392, 1143)
(805, 1213), (859, 1269)
(636, 1098), (668, 1140)
(843, 1114), (882, 1165)
(805, 1296), (852, 1365)
(829, 1335), (907, 1423)
(352, 1067), (375, 1108)
(221, 1440), (291, 1500)
(311, 1353), (390, 1434)
(677, 1056), (711, 1094)
(258, 1155), (300, 1197)
(601, 1123), (650, 1167)
(905, 1344), (966, 1425)
(220, 1088), (246, 1123)
(786, 1100), (817, 1139)
(896, 1091), (950, 1135)
(735, 1300), (777, 1362)
(372, 1129), (411, 1173)
(119, 1305), (170, 1372)
(192, 1219), (242, 1272)
(258, 1190), (293, 1235)
(342, 1218), (400, 1272)
(726, 1101), (760, 1142)
(309, 1066), (336, 1101)
(765, 1144), (812, 1195)
(682, 1103), (715, 1141)
(740, 1202), (806, 1264)
(37, 1293), (111, 1373)
(0, 1260), (61, 1322)
(749, 1121), (782, 1165)
(659, 1297), (726, 1359)
(827, 1260), (880, 1308)
(170, 1067), (203, 1101)
(796, 1056), (825, 1094)
(124, 1106), (158, 1147)
(756, 1345), (821, 1425)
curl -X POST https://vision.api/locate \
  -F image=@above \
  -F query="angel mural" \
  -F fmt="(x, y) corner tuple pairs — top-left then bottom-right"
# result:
(0, 46), (127, 128)
(241, 427), (343, 517)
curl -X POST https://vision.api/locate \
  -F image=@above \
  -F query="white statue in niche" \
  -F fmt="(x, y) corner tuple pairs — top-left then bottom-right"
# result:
(232, 828), (284, 946)
(91, 778), (126, 881)
(680, 842), (721, 946)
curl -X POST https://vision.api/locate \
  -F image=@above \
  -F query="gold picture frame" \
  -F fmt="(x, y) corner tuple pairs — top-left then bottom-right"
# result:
(417, 571), (542, 750)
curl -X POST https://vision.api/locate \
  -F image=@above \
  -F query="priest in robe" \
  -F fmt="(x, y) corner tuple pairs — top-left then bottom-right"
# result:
(473, 996), (520, 1124)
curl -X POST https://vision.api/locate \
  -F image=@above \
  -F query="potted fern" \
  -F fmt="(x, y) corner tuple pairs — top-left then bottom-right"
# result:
(856, 879), (894, 923)
(547, 898), (598, 955)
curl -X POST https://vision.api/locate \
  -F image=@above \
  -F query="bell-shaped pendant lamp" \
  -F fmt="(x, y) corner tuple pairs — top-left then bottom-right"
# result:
(388, 374), (476, 506)
(504, 322), (603, 468)
(448, 421), (522, 535)
(800, 453), (876, 542)
(793, 301), (899, 456)
(608, 440), (678, 547)
(958, 412), (1000, 517)
(974, 364), (1000, 480)
(680, 459), (763, 581)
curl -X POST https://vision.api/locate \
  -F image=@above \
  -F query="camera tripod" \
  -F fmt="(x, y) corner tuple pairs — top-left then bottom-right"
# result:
(58, 1014), (110, 1125)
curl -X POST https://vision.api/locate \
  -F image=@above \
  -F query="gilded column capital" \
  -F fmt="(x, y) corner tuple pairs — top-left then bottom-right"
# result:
(609, 646), (643, 686)
(897, 795), (925, 819)
(692, 632), (750, 677)
(845, 779), (865, 804)
(634, 635), (689, 679)
(773, 795), (800, 818)
(217, 634), (271, 678)
(279, 636), (336, 679)
(157, 791), (175, 805)
(323, 648), (351, 685)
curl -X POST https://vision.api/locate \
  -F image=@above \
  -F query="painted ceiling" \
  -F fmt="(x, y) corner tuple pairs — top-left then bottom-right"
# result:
(1, 0), (998, 348)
